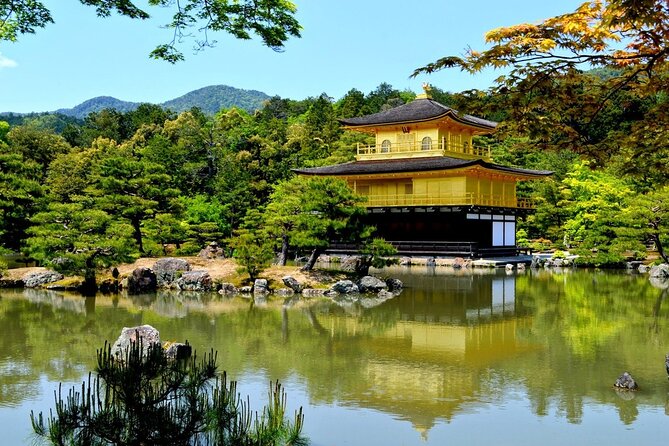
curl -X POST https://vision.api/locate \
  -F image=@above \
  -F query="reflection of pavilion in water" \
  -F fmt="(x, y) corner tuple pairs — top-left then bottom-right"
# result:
(317, 273), (540, 441)
(392, 269), (526, 323)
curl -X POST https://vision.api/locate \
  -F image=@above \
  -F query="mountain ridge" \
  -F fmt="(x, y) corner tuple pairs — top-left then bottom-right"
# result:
(3, 85), (271, 119)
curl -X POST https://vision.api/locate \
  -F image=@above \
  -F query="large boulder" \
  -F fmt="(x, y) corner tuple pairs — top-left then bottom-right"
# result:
(331, 280), (359, 294)
(163, 342), (192, 361)
(176, 270), (213, 291)
(385, 278), (403, 292)
(22, 270), (64, 288)
(282, 275), (303, 293)
(111, 325), (161, 360)
(614, 371), (638, 390)
(340, 256), (359, 273)
(358, 276), (388, 293)
(649, 264), (669, 278)
(254, 278), (269, 295)
(198, 241), (225, 259)
(530, 256), (543, 269)
(126, 267), (157, 294)
(153, 258), (191, 287)
(218, 283), (238, 295)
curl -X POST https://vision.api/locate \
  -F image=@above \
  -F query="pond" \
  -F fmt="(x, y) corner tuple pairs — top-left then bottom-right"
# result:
(1, 267), (669, 445)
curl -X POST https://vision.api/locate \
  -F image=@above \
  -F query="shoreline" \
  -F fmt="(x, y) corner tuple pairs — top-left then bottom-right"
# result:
(1, 253), (660, 292)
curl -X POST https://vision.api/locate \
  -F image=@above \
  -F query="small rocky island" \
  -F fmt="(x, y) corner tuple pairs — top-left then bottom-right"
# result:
(0, 256), (404, 308)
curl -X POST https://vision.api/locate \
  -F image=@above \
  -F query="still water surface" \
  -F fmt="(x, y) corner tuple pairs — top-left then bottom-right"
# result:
(1, 267), (669, 445)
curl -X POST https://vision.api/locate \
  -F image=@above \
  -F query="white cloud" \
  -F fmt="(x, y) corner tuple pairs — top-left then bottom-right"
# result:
(0, 53), (18, 69)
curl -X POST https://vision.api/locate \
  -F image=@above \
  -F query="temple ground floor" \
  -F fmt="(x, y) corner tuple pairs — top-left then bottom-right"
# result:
(330, 205), (527, 258)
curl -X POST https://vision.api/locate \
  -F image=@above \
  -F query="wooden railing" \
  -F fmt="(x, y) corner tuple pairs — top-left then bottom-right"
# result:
(356, 138), (491, 160)
(361, 193), (534, 209)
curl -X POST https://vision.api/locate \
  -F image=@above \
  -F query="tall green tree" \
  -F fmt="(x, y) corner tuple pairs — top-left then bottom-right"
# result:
(301, 94), (341, 163)
(616, 186), (669, 263)
(45, 147), (99, 202)
(264, 178), (306, 266)
(87, 146), (180, 253)
(26, 202), (136, 293)
(0, 141), (43, 251)
(229, 209), (275, 282)
(335, 89), (366, 119)
(0, 121), (9, 141)
(139, 111), (212, 194)
(265, 176), (368, 271)
(180, 194), (231, 239)
(6, 126), (71, 177)
(560, 161), (634, 265)
(81, 109), (127, 145)
(362, 83), (404, 115)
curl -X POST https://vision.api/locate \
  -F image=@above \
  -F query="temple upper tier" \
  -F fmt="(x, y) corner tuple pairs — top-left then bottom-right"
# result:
(339, 93), (499, 161)
(294, 92), (551, 210)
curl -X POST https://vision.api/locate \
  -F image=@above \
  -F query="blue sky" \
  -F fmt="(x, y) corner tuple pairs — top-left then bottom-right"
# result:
(0, 0), (582, 113)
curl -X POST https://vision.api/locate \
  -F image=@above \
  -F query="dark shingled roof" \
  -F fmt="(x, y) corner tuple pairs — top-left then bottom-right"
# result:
(293, 157), (553, 177)
(339, 98), (498, 130)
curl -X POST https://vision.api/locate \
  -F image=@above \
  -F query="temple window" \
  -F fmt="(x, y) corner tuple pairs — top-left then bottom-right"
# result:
(421, 136), (432, 151)
(381, 139), (391, 153)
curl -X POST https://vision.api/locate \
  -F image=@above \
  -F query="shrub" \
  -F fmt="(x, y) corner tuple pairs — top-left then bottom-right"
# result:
(31, 340), (307, 446)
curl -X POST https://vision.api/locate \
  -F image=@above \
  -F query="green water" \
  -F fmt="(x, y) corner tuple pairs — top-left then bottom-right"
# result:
(1, 268), (669, 445)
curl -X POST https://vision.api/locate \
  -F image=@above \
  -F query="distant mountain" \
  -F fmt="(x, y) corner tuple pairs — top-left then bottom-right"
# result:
(55, 96), (139, 118)
(38, 85), (271, 119)
(161, 85), (270, 115)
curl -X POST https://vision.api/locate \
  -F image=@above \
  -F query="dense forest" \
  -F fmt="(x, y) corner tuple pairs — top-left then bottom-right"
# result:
(1, 75), (667, 284)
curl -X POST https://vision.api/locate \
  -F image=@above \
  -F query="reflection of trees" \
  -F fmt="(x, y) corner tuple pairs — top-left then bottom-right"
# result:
(0, 290), (145, 408)
(651, 288), (667, 335)
(613, 390), (639, 425)
(3, 270), (669, 434)
(514, 270), (669, 424)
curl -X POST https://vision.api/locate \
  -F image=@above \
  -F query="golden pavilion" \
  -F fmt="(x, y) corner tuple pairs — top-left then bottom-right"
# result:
(294, 88), (551, 257)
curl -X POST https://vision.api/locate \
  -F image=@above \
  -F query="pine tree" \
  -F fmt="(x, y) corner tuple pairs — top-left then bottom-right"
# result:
(31, 339), (307, 446)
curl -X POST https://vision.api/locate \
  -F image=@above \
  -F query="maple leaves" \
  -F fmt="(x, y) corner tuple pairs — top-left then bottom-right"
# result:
(414, 1), (669, 177)
(415, 0), (669, 76)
